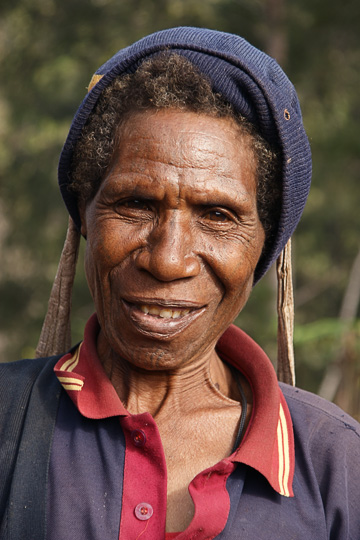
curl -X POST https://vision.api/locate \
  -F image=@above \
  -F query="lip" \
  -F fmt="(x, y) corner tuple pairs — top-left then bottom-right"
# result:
(121, 297), (206, 340)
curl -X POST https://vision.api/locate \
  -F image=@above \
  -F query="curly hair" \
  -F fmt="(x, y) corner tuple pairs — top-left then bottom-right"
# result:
(70, 53), (281, 253)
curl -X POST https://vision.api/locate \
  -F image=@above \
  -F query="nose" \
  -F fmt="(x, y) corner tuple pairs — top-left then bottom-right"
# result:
(135, 213), (201, 281)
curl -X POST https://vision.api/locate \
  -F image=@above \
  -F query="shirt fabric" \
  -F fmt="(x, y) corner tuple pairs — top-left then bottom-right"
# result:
(48, 314), (360, 539)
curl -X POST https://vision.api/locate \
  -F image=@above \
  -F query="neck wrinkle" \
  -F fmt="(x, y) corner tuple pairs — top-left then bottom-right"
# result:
(97, 330), (239, 417)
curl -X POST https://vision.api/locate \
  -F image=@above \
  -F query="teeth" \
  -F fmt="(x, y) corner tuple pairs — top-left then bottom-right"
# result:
(139, 305), (191, 319)
(148, 306), (160, 315)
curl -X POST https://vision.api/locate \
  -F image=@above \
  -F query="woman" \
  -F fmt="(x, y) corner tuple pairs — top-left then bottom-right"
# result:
(1, 27), (359, 540)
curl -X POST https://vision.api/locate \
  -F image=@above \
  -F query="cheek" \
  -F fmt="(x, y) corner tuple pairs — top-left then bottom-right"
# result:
(84, 220), (148, 296)
(204, 240), (261, 294)
(86, 221), (140, 267)
(230, 278), (253, 311)
(83, 228), (117, 300)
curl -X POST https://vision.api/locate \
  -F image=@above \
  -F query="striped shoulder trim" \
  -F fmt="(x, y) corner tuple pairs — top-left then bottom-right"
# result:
(87, 74), (104, 92)
(276, 400), (294, 497)
(58, 343), (82, 372)
(57, 376), (84, 392)
(55, 344), (84, 392)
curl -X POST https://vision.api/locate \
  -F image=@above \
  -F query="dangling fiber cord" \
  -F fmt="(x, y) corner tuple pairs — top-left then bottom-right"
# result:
(276, 238), (296, 386)
(35, 218), (80, 358)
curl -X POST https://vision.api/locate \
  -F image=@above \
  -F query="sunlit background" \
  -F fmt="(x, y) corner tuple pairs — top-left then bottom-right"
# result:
(0, 0), (359, 418)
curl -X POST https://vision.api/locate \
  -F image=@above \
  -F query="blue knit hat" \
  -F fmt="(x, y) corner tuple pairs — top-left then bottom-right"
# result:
(58, 27), (311, 283)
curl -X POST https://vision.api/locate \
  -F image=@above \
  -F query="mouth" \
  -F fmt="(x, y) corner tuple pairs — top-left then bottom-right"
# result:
(121, 298), (206, 339)
(138, 304), (191, 319)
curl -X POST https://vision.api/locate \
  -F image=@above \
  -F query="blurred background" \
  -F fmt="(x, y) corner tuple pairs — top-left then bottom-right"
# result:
(0, 0), (359, 418)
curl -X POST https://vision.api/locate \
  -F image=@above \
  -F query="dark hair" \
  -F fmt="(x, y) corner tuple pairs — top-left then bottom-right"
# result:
(70, 53), (281, 253)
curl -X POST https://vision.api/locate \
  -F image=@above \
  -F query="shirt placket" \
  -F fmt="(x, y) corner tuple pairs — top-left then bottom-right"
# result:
(118, 413), (167, 539)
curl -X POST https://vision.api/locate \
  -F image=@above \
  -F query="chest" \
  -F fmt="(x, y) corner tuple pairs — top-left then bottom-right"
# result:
(43, 395), (330, 540)
(158, 407), (244, 532)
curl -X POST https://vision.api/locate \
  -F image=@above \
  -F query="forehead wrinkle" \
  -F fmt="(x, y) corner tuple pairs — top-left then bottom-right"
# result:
(103, 170), (166, 199)
(189, 178), (255, 204)
(120, 129), (238, 169)
(119, 147), (232, 170)
(107, 155), (254, 206)
(119, 154), (233, 173)
(113, 111), (257, 205)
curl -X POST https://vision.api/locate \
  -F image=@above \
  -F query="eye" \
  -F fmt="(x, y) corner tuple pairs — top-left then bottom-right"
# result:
(113, 197), (154, 220)
(206, 210), (230, 222)
(203, 208), (235, 224)
(114, 198), (153, 214)
(121, 199), (151, 211)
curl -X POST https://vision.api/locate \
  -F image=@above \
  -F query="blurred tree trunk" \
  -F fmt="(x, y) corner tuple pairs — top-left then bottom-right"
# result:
(318, 247), (360, 420)
(334, 333), (360, 421)
(264, 0), (288, 66)
(264, 0), (360, 420)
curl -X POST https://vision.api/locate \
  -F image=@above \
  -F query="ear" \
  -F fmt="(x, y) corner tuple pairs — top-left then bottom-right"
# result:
(78, 200), (88, 239)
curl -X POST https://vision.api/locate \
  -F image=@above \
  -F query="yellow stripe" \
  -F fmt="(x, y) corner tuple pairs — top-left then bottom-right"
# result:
(57, 377), (84, 386)
(61, 383), (83, 392)
(277, 417), (285, 495)
(279, 403), (290, 496)
(87, 74), (104, 92)
(60, 344), (82, 372)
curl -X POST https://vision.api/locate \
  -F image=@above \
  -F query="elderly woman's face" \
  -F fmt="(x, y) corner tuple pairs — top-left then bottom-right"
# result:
(81, 109), (265, 369)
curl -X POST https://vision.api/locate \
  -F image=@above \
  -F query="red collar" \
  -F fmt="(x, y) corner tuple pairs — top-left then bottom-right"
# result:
(54, 313), (294, 497)
(217, 325), (294, 497)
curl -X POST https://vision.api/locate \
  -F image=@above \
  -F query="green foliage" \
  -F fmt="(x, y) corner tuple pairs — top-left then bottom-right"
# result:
(0, 0), (359, 411)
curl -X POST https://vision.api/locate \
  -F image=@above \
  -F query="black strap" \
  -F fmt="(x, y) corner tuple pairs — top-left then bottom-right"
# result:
(0, 356), (62, 540)
(0, 359), (48, 523)
(230, 367), (248, 453)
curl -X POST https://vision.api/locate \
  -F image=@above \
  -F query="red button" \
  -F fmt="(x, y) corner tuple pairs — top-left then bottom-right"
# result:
(134, 502), (153, 520)
(131, 429), (146, 447)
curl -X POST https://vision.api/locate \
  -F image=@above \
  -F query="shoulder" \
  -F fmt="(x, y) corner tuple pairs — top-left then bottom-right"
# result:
(0, 356), (51, 377)
(280, 384), (360, 537)
(0, 357), (49, 390)
(280, 383), (360, 489)
(0, 356), (62, 407)
(280, 382), (360, 439)
(0, 355), (59, 384)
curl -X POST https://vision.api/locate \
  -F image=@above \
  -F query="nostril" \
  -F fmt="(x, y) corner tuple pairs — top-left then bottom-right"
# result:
(135, 246), (200, 281)
(134, 250), (151, 270)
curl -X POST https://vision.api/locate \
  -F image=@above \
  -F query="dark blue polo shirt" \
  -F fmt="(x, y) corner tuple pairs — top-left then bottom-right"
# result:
(47, 315), (360, 539)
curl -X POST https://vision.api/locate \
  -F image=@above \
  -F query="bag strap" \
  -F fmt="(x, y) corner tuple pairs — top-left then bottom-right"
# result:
(0, 356), (61, 540)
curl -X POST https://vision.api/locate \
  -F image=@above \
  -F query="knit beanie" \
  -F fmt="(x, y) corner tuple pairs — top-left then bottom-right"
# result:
(58, 26), (312, 283)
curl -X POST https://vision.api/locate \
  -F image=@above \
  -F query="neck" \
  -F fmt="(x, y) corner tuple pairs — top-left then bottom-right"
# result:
(96, 331), (242, 417)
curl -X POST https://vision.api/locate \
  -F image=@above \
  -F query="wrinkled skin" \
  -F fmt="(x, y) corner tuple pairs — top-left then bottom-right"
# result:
(80, 109), (265, 531)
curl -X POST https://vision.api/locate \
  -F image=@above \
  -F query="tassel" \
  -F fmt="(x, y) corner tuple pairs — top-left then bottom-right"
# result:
(276, 238), (296, 386)
(35, 218), (80, 357)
